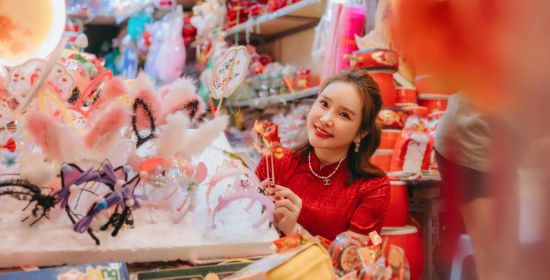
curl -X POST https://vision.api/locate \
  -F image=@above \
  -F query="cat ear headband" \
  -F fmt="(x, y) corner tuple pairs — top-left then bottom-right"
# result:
(74, 174), (142, 239)
(132, 97), (157, 148)
(0, 177), (57, 226)
(56, 162), (139, 245)
(210, 190), (274, 229)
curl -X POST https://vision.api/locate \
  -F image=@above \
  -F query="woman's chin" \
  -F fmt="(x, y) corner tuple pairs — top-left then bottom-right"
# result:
(309, 138), (331, 149)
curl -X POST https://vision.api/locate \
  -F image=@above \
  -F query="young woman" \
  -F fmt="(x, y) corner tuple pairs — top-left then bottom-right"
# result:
(256, 70), (390, 240)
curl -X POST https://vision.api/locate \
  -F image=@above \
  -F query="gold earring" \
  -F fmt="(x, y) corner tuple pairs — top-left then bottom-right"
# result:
(354, 142), (360, 152)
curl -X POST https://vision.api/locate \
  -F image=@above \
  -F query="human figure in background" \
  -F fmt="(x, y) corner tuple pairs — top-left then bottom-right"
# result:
(435, 93), (518, 280)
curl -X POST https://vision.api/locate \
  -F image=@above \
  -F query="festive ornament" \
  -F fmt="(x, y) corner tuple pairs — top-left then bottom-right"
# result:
(209, 46), (250, 114)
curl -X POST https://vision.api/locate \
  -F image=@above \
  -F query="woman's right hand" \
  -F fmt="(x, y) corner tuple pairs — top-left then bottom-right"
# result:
(272, 185), (302, 236)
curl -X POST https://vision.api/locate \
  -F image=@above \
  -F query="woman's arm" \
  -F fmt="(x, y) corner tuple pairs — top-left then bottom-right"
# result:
(348, 177), (391, 236)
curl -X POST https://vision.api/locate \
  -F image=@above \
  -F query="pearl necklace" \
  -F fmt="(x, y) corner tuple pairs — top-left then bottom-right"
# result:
(308, 152), (346, 186)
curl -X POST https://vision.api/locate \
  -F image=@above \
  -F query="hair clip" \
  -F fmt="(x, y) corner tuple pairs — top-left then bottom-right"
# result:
(0, 121), (17, 133)
(0, 178), (57, 226)
(0, 138), (16, 152)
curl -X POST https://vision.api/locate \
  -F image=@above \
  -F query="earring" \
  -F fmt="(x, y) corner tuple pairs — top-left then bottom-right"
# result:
(354, 142), (360, 152)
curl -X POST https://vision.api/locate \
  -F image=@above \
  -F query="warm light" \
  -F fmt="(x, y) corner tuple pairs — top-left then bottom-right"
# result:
(0, 0), (66, 66)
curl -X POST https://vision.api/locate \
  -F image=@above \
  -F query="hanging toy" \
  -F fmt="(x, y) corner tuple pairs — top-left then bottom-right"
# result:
(155, 6), (186, 84)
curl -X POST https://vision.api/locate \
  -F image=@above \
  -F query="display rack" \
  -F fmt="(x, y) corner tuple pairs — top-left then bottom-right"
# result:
(223, 0), (325, 43)
(227, 86), (319, 108)
(388, 171), (442, 183)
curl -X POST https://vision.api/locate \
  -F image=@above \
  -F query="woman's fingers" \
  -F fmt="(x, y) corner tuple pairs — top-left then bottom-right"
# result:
(274, 207), (292, 218)
(259, 179), (271, 189)
(275, 198), (299, 213)
(273, 187), (301, 206)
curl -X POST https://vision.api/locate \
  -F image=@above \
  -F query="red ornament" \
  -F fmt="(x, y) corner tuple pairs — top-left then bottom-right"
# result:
(1, 138), (16, 152)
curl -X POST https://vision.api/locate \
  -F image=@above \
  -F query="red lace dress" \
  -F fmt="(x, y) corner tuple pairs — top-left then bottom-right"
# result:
(256, 149), (390, 240)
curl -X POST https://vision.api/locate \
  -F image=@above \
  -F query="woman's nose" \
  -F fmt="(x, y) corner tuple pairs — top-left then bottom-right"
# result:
(319, 112), (334, 126)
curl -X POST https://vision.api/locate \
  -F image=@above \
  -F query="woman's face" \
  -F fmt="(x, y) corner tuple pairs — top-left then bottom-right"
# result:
(307, 81), (364, 151)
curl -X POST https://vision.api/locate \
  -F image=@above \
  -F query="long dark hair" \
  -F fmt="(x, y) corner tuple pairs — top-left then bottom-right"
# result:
(294, 69), (385, 184)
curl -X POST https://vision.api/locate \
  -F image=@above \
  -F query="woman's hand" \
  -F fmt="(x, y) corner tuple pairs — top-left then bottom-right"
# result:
(259, 179), (272, 195)
(272, 185), (302, 236)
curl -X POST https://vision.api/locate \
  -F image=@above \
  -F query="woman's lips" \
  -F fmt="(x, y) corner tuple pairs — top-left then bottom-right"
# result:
(314, 125), (333, 139)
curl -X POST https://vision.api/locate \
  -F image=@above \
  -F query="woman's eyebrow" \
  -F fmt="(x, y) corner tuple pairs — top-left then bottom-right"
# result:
(319, 94), (331, 101)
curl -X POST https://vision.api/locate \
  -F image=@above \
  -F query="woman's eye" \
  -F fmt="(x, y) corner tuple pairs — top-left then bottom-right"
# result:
(319, 100), (328, 107)
(339, 112), (350, 119)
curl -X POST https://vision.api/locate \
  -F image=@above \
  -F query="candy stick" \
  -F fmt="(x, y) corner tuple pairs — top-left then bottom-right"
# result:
(270, 148), (276, 185)
(215, 96), (224, 116)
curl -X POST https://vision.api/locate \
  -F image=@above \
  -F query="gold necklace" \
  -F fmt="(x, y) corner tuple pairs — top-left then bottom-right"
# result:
(308, 152), (346, 186)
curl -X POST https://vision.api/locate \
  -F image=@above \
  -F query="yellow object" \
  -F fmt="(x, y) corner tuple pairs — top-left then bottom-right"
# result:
(38, 91), (84, 133)
(227, 240), (335, 280)
(269, 243), (334, 280)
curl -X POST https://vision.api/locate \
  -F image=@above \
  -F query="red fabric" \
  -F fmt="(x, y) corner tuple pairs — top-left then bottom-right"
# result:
(256, 149), (390, 240)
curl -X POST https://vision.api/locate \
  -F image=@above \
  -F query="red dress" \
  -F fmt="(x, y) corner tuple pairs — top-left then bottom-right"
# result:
(256, 149), (390, 240)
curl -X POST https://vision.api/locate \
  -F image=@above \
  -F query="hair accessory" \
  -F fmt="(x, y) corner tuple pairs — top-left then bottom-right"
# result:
(172, 162), (208, 223)
(0, 121), (17, 133)
(55, 162), (142, 245)
(206, 167), (246, 212)
(211, 191), (274, 229)
(0, 178), (57, 226)
(0, 138), (16, 152)
(132, 98), (157, 148)
(55, 164), (100, 209)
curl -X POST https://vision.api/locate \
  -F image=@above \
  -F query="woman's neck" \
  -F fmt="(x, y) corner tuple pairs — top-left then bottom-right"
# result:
(313, 147), (347, 168)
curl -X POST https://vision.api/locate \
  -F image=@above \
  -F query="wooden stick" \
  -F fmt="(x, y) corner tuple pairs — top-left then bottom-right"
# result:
(270, 152), (275, 185)
(265, 151), (271, 186)
(215, 97), (224, 116)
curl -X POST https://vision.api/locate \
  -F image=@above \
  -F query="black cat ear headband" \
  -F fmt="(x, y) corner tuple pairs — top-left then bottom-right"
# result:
(132, 98), (157, 148)
(0, 177), (56, 226)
